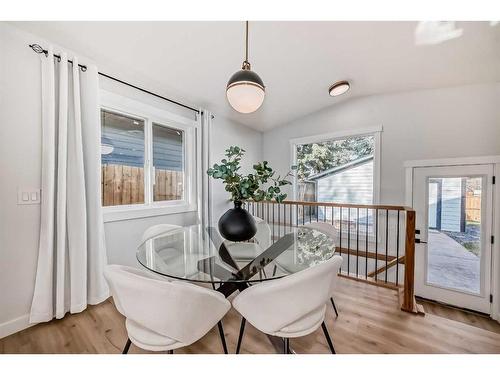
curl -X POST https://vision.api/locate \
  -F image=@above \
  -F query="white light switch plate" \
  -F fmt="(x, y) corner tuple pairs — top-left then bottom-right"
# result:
(17, 188), (41, 205)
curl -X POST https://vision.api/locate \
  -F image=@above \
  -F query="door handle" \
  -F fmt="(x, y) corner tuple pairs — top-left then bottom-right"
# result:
(415, 238), (427, 244)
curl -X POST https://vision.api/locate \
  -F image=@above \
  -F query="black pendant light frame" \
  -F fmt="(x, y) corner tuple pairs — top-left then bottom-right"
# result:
(226, 21), (265, 94)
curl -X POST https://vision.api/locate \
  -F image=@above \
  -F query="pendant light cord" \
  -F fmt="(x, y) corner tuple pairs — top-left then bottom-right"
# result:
(242, 21), (251, 70)
(245, 21), (249, 62)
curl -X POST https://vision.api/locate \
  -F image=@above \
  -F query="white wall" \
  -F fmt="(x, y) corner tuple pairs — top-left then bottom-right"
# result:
(209, 116), (263, 226)
(263, 83), (500, 205)
(263, 82), (500, 320)
(0, 23), (44, 337)
(0, 23), (262, 337)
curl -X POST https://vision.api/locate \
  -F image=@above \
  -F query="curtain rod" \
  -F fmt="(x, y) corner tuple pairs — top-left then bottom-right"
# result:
(29, 44), (201, 115)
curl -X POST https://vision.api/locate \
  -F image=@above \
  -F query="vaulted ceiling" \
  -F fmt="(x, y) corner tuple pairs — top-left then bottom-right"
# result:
(12, 21), (500, 131)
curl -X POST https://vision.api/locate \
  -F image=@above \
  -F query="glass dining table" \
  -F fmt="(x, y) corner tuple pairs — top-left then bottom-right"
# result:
(136, 223), (336, 353)
(137, 224), (335, 292)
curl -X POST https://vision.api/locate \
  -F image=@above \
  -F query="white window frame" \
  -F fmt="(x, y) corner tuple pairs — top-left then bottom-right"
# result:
(100, 90), (199, 222)
(289, 125), (382, 204)
(289, 126), (383, 243)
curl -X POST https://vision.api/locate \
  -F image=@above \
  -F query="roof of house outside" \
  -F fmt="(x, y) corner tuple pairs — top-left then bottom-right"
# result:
(306, 154), (374, 181)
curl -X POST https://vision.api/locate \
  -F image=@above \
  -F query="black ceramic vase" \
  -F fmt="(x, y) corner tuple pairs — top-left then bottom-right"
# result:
(218, 201), (257, 242)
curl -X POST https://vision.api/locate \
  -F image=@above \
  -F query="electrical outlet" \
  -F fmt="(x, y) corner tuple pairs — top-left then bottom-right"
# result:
(17, 188), (41, 205)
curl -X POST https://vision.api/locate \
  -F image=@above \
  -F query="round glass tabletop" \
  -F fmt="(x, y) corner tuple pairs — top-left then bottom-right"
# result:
(136, 224), (336, 284)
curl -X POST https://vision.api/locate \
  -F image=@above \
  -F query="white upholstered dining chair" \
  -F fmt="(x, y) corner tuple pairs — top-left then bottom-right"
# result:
(232, 255), (343, 354)
(140, 224), (207, 290)
(139, 224), (183, 278)
(303, 221), (341, 317)
(141, 224), (182, 242)
(104, 264), (231, 354)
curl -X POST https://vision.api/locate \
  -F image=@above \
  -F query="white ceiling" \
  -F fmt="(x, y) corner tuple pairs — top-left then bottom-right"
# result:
(11, 21), (500, 132)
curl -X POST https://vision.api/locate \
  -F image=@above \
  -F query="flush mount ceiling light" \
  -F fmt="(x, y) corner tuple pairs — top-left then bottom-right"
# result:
(226, 21), (265, 114)
(329, 81), (350, 97)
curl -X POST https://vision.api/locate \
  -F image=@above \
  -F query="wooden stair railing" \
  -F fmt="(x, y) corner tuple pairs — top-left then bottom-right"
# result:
(337, 247), (396, 262)
(400, 209), (420, 313)
(247, 200), (421, 315)
(367, 255), (405, 278)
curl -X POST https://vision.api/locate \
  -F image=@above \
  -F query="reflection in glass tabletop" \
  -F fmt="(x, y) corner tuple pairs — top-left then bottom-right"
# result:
(136, 224), (336, 285)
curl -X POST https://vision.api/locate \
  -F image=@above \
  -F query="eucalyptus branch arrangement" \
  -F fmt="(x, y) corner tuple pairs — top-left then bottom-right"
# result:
(207, 146), (295, 203)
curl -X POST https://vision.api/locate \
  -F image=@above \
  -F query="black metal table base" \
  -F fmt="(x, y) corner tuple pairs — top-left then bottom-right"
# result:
(204, 228), (332, 354)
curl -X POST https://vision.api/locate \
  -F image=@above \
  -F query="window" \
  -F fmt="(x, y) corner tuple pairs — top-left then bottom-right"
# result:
(101, 110), (146, 206)
(294, 133), (377, 204)
(291, 127), (381, 233)
(152, 123), (184, 202)
(100, 91), (198, 221)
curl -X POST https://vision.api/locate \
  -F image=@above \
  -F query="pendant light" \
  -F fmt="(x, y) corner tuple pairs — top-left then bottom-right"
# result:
(226, 21), (265, 114)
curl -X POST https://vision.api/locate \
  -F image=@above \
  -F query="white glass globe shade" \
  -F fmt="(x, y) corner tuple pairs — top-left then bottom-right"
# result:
(226, 82), (265, 114)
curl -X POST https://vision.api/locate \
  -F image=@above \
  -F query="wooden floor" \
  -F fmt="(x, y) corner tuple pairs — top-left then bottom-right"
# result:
(2, 277), (500, 354)
(416, 298), (500, 335)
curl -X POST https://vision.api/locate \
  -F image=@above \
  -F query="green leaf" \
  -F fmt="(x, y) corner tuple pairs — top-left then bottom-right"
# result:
(207, 145), (294, 203)
(275, 194), (286, 203)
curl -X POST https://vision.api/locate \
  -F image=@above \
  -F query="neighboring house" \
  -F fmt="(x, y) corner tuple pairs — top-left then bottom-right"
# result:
(101, 110), (183, 171)
(428, 178), (466, 233)
(307, 155), (374, 205)
(305, 155), (373, 222)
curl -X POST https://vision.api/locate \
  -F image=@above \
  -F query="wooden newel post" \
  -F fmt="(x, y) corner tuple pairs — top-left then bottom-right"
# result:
(401, 209), (416, 313)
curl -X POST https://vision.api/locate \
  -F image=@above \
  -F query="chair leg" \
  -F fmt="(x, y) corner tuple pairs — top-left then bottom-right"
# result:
(235, 317), (246, 354)
(272, 265), (277, 276)
(330, 297), (339, 317)
(283, 338), (290, 354)
(217, 320), (229, 354)
(321, 322), (336, 354)
(122, 338), (131, 354)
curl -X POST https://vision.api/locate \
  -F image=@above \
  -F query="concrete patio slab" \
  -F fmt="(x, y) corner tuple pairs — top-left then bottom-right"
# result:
(427, 230), (480, 294)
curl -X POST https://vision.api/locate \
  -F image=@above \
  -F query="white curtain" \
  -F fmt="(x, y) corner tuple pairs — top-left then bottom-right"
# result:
(30, 47), (109, 323)
(200, 110), (213, 229)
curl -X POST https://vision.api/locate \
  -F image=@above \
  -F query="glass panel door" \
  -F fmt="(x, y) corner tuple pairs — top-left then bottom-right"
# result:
(426, 177), (481, 294)
(413, 165), (493, 313)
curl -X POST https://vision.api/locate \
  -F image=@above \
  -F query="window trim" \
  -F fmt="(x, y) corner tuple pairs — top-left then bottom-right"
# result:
(289, 126), (383, 243)
(100, 90), (199, 222)
(289, 125), (382, 204)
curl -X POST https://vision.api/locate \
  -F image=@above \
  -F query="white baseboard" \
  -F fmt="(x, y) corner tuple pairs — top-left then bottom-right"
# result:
(0, 296), (110, 340)
(0, 314), (34, 339)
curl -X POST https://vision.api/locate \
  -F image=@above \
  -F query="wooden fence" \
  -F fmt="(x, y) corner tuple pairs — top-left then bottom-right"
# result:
(101, 164), (183, 206)
(154, 168), (184, 202)
(466, 192), (481, 223)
